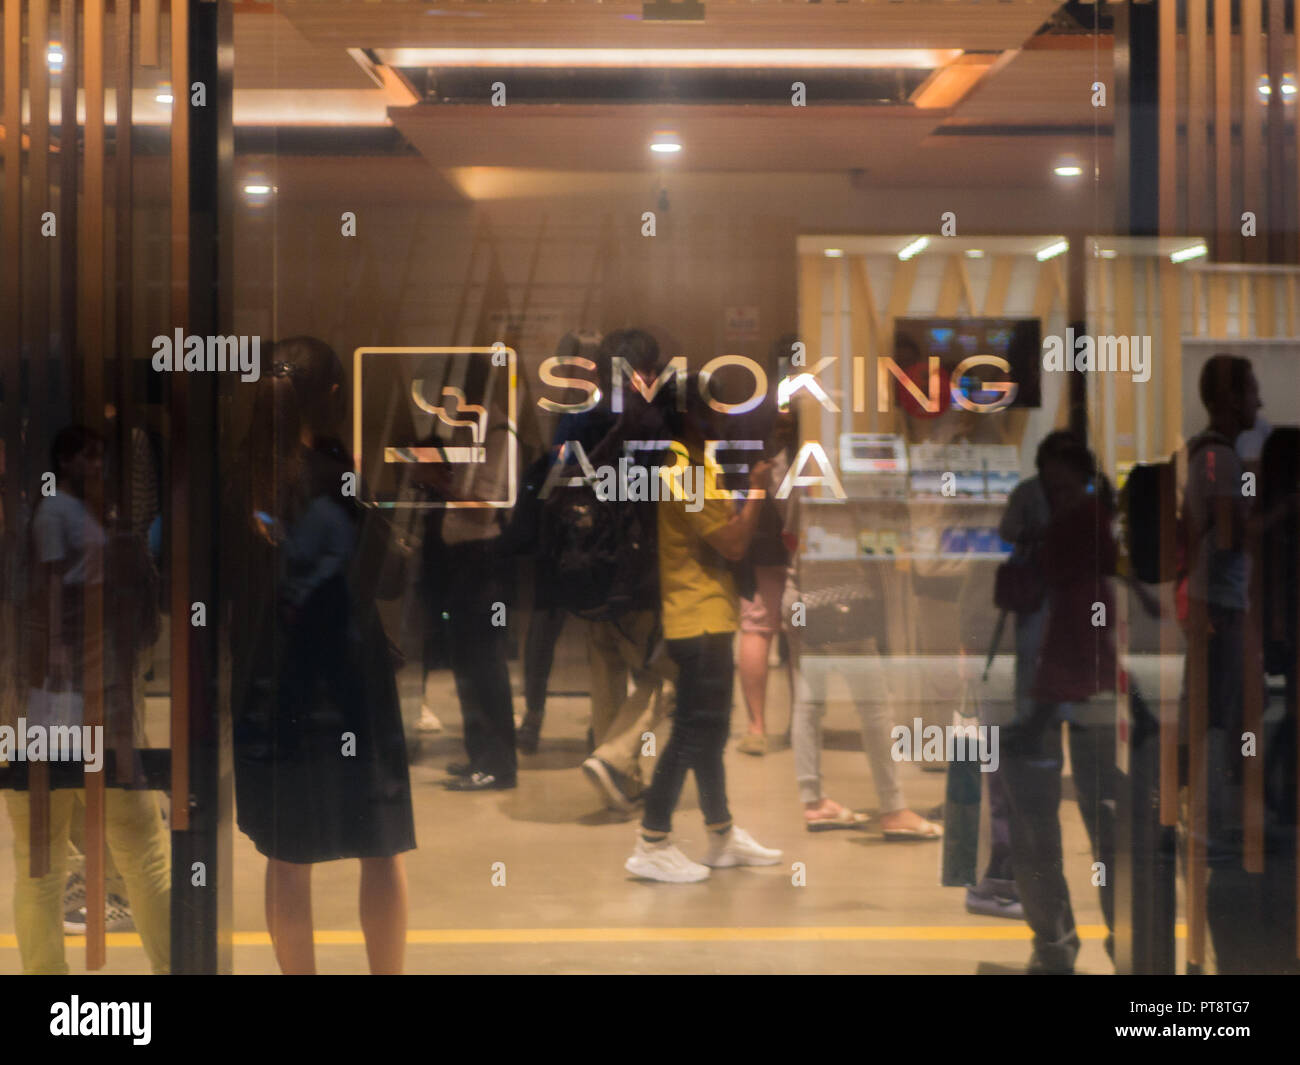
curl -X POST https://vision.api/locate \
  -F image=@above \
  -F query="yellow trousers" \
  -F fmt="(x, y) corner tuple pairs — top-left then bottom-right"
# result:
(4, 788), (171, 974)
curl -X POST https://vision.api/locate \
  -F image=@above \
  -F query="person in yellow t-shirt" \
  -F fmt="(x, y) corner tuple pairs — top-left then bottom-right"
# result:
(624, 377), (784, 883)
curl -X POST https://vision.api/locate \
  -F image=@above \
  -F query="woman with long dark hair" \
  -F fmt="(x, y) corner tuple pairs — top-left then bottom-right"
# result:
(231, 337), (414, 973)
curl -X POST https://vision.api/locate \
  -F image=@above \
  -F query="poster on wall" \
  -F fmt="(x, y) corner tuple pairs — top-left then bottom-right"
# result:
(724, 306), (761, 345)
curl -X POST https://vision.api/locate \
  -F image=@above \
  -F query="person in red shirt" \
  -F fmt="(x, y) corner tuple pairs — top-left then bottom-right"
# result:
(1001, 431), (1120, 974)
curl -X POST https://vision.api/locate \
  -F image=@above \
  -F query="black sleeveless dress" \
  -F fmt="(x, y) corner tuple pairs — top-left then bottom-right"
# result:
(230, 439), (415, 863)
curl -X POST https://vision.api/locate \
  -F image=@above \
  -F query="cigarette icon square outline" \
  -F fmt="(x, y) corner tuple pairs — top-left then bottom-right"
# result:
(353, 346), (517, 509)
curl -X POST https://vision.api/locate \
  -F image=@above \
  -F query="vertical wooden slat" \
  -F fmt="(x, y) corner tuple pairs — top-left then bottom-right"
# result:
(1242, 512), (1264, 873)
(1296, 10), (1300, 271)
(1187, 0), (1208, 238)
(1159, 460), (1178, 824)
(1187, 599), (1210, 967)
(2, 0), (23, 769)
(1159, 262), (1182, 456)
(1254, 275), (1275, 338)
(26, 0), (54, 886)
(29, 1), (49, 351)
(84, 0), (108, 972)
(141, 0), (160, 68)
(1191, 270), (1203, 338)
(171, 0), (192, 833)
(1208, 273), (1227, 336)
(848, 256), (876, 431)
(1110, 254), (1136, 473)
(1158, 0), (1177, 236)
(60, 0), (79, 399)
(935, 254), (965, 317)
(1266, 0), (1286, 262)
(1214, 0), (1233, 260)
(116, 0), (138, 787)
(1138, 258), (1155, 462)
(1241, 0), (1263, 264)
(0, 4), (22, 839)
(1031, 259), (1067, 429)
(981, 254), (1009, 319)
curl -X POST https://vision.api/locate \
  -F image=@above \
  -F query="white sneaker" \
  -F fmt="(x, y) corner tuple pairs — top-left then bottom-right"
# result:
(624, 837), (710, 883)
(417, 705), (443, 733)
(703, 826), (783, 868)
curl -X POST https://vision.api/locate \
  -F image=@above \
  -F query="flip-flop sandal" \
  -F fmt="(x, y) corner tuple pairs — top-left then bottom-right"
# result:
(881, 819), (943, 841)
(804, 808), (870, 832)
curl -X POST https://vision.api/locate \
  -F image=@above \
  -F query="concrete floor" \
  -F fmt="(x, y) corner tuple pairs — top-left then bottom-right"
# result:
(2, 650), (1140, 975)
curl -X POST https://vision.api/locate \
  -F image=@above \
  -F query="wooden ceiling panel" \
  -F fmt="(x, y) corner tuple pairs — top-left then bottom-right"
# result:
(391, 102), (944, 173)
(277, 0), (1062, 52)
(944, 50), (1114, 127)
(235, 7), (376, 90)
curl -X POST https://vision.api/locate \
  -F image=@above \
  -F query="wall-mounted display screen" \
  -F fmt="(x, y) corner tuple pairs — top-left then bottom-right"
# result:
(894, 316), (1042, 410)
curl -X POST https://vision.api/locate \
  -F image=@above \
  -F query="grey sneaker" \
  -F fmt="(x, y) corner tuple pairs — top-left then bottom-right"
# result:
(63, 872), (87, 934)
(63, 872), (136, 934)
(965, 888), (1025, 920)
(581, 757), (643, 813)
(104, 894), (135, 933)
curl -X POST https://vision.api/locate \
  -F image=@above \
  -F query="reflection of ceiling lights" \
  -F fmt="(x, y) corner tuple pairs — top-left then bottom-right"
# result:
(1036, 239), (1069, 262)
(897, 237), (928, 261)
(1257, 73), (1297, 98)
(1099, 249), (1118, 259)
(650, 133), (681, 154)
(1054, 163), (1083, 177)
(155, 84), (173, 104)
(964, 249), (985, 259)
(1170, 242), (1208, 264)
(377, 47), (962, 70)
(47, 44), (64, 69)
(824, 249), (844, 258)
(243, 183), (274, 198)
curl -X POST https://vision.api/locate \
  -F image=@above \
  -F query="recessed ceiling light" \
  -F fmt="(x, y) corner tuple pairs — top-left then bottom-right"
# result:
(47, 45), (64, 69)
(964, 249), (985, 259)
(649, 141), (681, 154)
(1099, 249), (1118, 259)
(243, 183), (273, 196)
(156, 93), (173, 104)
(824, 249), (844, 258)
(897, 236), (928, 261)
(1169, 243), (1208, 264)
(1054, 164), (1084, 178)
(1036, 240), (1069, 262)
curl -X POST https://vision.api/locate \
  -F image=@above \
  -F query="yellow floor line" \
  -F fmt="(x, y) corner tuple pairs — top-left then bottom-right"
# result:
(3, 923), (1187, 949)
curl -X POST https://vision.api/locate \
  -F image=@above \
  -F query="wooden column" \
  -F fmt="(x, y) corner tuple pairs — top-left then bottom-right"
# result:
(84, 0), (108, 972)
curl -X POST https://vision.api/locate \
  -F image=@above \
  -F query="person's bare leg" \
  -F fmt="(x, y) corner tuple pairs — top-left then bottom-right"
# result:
(360, 855), (407, 975)
(266, 859), (316, 974)
(738, 630), (772, 735)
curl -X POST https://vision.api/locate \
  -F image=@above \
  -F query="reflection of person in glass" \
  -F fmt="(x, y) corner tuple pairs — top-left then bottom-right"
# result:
(232, 338), (414, 974)
(1001, 432), (1119, 974)
(5, 426), (171, 974)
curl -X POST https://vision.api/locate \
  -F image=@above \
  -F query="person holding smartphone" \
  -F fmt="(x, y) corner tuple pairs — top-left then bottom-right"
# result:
(624, 376), (783, 882)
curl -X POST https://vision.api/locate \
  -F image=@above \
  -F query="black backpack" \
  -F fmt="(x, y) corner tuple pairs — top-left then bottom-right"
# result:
(538, 473), (657, 621)
(1122, 434), (1225, 585)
